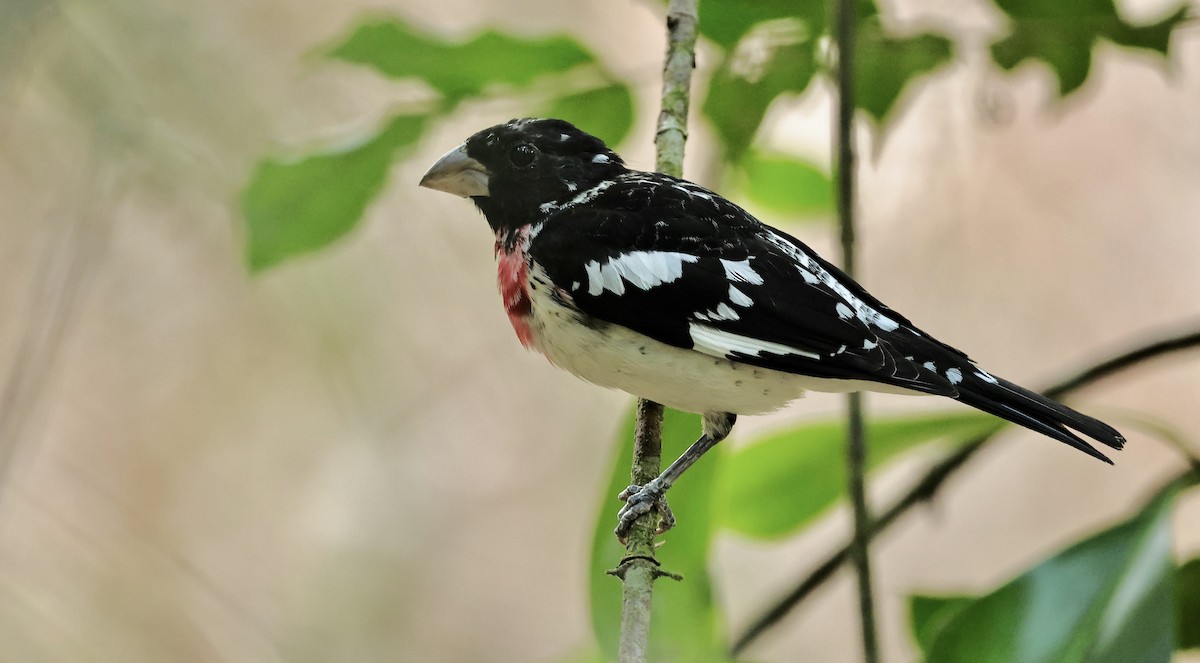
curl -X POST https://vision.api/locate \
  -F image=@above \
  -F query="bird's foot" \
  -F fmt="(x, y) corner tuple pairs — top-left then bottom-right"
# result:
(615, 478), (674, 543)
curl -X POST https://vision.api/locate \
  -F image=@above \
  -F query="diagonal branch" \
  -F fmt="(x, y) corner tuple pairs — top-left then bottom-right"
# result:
(730, 326), (1200, 655)
(612, 1), (699, 661)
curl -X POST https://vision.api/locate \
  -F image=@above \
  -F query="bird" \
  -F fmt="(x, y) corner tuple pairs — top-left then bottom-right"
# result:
(419, 117), (1124, 539)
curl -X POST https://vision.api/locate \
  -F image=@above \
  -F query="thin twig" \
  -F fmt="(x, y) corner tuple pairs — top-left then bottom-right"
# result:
(613, 1), (699, 661)
(832, 0), (881, 659)
(730, 326), (1200, 655)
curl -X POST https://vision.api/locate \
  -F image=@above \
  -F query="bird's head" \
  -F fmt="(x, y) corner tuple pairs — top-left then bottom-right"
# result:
(419, 118), (625, 232)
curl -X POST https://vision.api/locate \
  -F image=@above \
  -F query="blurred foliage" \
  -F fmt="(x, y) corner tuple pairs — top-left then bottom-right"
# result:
(728, 150), (833, 219)
(990, 0), (1188, 96)
(243, 114), (428, 271)
(912, 478), (1196, 662)
(327, 20), (593, 103)
(714, 412), (998, 539)
(242, 16), (632, 271)
(1179, 557), (1200, 651)
(240, 0), (1187, 271)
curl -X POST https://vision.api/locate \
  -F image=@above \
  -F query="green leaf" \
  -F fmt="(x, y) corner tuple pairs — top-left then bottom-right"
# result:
(989, 0), (1188, 97)
(702, 35), (819, 162)
(544, 83), (634, 147)
(923, 481), (1184, 663)
(697, 0), (825, 51)
(731, 150), (832, 218)
(910, 595), (974, 654)
(1178, 557), (1200, 650)
(589, 408), (727, 661)
(242, 113), (427, 272)
(714, 412), (999, 539)
(327, 17), (595, 102)
(856, 20), (954, 125)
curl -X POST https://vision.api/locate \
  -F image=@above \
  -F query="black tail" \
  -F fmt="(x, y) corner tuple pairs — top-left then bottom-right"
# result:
(955, 372), (1126, 464)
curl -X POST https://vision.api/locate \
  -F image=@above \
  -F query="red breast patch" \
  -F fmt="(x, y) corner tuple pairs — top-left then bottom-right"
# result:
(496, 243), (534, 348)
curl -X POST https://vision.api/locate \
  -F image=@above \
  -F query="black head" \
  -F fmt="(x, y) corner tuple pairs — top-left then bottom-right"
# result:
(419, 118), (626, 233)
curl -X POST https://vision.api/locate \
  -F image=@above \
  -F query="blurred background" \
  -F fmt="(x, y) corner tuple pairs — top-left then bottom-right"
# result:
(1, 0), (1198, 661)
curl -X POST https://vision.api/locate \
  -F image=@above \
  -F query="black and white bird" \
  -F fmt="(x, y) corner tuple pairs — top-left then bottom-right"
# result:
(419, 118), (1124, 538)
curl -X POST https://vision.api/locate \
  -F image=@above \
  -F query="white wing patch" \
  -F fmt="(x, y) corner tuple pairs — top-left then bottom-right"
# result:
(974, 368), (999, 384)
(721, 258), (765, 285)
(694, 303), (740, 322)
(689, 323), (821, 361)
(765, 232), (901, 332)
(584, 251), (700, 296)
(946, 367), (963, 384)
(728, 286), (753, 307)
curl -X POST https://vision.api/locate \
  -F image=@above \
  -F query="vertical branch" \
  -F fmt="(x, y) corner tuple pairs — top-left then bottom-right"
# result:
(654, 0), (698, 179)
(613, 1), (698, 661)
(616, 399), (664, 663)
(833, 0), (881, 661)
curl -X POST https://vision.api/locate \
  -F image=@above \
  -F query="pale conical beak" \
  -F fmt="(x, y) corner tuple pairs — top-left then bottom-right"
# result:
(419, 144), (490, 198)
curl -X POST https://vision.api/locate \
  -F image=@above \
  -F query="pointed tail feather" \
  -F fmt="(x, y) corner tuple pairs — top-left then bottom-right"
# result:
(954, 372), (1125, 464)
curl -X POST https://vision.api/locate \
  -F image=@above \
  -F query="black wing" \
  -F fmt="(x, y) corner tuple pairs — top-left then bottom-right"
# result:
(527, 172), (962, 396)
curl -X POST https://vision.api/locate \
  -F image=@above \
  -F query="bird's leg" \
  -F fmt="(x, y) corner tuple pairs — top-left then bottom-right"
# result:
(615, 412), (736, 541)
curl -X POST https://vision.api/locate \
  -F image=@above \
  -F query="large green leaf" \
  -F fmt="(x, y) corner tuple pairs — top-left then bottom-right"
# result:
(697, 0), (825, 51)
(544, 83), (634, 147)
(589, 408), (729, 661)
(856, 20), (954, 125)
(702, 34), (819, 162)
(921, 481), (1185, 663)
(989, 0), (1188, 97)
(714, 412), (1000, 539)
(701, 1), (953, 160)
(327, 18), (595, 103)
(910, 595), (974, 655)
(242, 113), (427, 272)
(730, 150), (832, 218)
(1178, 557), (1200, 651)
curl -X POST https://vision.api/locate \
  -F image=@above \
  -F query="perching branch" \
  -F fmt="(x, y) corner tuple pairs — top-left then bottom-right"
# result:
(731, 326), (1200, 655)
(832, 0), (881, 660)
(612, 1), (699, 662)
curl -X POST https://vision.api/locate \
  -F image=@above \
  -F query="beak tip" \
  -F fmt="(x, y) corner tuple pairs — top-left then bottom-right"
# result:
(419, 144), (490, 198)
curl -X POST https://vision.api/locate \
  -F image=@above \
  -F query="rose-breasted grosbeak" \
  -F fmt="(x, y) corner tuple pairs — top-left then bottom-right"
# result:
(420, 118), (1124, 538)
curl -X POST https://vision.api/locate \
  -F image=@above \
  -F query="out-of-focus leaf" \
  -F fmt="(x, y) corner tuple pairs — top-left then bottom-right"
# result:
(1178, 557), (1200, 650)
(703, 2), (951, 159)
(589, 408), (727, 661)
(923, 480), (1186, 663)
(989, 0), (1188, 97)
(732, 150), (832, 218)
(714, 412), (1000, 539)
(856, 20), (954, 125)
(243, 113), (426, 271)
(910, 595), (974, 654)
(554, 645), (611, 663)
(327, 17), (594, 102)
(698, 0), (825, 50)
(544, 83), (634, 147)
(703, 33), (819, 162)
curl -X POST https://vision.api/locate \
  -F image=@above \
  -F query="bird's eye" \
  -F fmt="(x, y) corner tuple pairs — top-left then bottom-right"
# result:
(508, 143), (539, 168)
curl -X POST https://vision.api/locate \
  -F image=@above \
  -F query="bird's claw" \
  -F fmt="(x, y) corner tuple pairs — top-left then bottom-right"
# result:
(615, 479), (674, 543)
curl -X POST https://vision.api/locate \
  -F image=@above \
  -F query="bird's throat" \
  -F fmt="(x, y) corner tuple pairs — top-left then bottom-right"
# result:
(496, 230), (534, 348)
